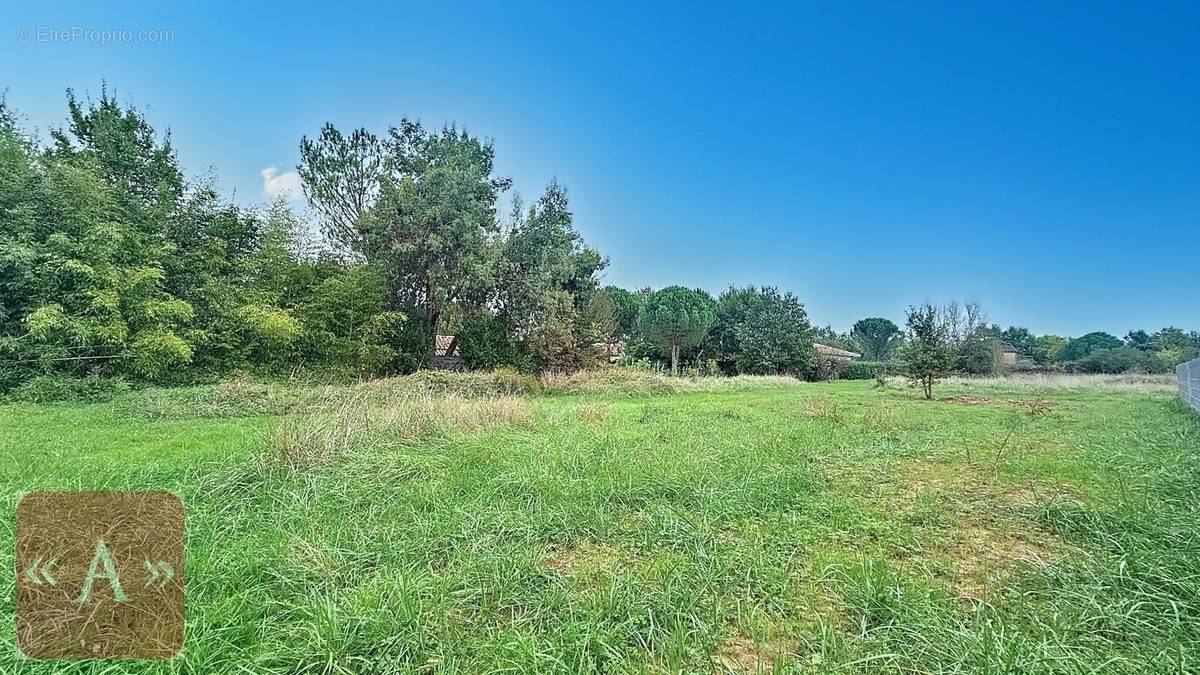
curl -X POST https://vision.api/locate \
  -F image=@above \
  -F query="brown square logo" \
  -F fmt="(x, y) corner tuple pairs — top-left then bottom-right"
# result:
(15, 491), (184, 660)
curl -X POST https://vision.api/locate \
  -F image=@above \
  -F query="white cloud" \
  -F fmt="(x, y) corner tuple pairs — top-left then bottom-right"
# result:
(261, 166), (303, 199)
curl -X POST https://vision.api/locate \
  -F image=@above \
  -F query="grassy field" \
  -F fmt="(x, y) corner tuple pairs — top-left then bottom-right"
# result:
(1, 372), (1197, 673)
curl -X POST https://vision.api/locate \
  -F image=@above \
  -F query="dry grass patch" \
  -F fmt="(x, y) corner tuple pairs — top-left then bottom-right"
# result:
(713, 632), (793, 673)
(951, 520), (1057, 600)
(266, 389), (529, 469)
(887, 460), (1067, 600)
(540, 367), (805, 397)
(943, 372), (1176, 392)
(576, 403), (613, 423)
(540, 369), (680, 397)
(804, 394), (844, 425)
(541, 542), (623, 578)
(899, 459), (1075, 510)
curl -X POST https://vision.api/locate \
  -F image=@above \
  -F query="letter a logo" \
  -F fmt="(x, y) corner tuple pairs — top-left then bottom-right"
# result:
(75, 539), (130, 604)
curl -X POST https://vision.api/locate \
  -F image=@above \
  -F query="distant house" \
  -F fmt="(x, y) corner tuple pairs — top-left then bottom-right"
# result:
(594, 341), (623, 363)
(432, 335), (466, 370)
(998, 342), (1019, 367)
(814, 343), (861, 361)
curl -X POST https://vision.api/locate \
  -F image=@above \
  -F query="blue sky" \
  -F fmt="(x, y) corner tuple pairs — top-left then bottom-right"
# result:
(3, 1), (1197, 336)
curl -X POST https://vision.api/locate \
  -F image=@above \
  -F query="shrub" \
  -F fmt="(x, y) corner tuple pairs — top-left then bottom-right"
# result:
(6, 375), (131, 403)
(1067, 347), (1169, 374)
(841, 360), (888, 380)
(459, 313), (530, 371)
(808, 358), (841, 381)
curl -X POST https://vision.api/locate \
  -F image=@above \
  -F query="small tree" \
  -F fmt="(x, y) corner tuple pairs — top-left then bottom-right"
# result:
(903, 304), (952, 399)
(637, 286), (716, 375)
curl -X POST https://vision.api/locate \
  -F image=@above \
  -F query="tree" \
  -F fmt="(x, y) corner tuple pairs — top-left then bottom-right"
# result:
(940, 300), (987, 347)
(730, 288), (814, 375)
(1124, 330), (1152, 350)
(1069, 346), (1168, 374)
(369, 120), (512, 360)
(298, 123), (383, 260)
(712, 286), (767, 364)
(1031, 334), (1067, 365)
(902, 304), (952, 399)
(713, 286), (814, 375)
(494, 182), (608, 370)
(812, 325), (856, 352)
(956, 330), (1001, 375)
(458, 310), (528, 371)
(638, 286), (716, 375)
(576, 291), (617, 346)
(1149, 327), (1200, 366)
(494, 183), (603, 336)
(601, 286), (641, 342)
(50, 87), (183, 234)
(2, 95), (195, 383)
(851, 317), (902, 361)
(1060, 332), (1122, 362)
(295, 264), (407, 374)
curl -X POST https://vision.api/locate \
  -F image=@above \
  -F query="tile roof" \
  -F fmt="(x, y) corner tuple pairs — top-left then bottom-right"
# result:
(434, 335), (460, 357)
(814, 342), (861, 359)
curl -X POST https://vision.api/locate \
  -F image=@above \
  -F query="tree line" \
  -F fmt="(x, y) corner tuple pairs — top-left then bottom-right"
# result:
(0, 90), (1195, 399)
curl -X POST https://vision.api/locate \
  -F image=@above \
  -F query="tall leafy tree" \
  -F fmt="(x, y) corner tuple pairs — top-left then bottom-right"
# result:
(3, 93), (195, 382)
(1149, 327), (1199, 366)
(851, 317), (902, 361)
(713, 286), (814, 375)
(1124, 330), (1152, 350)
(298, 123), (383, 259)
(638, 286), (716, 375)
(490, 183), (607, 370)
(731, 288), (814, 375)
(50, 88), (183, 235)
(712, 286), (765, 363)
(601, 286), (641, 342)
(370, 120), (512, 359)
(1030, 335), (1066, 365)
(812, 325), (856, 352)
(496, 185), (593, 333)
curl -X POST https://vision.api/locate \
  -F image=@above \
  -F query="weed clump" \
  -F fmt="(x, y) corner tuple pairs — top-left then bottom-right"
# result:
(404, 368), (542, 397)
(265, 389), (529, 469)
(805, 395), (844, 425)
(540, 368), (681, 397)
(131, 379), (323, 419)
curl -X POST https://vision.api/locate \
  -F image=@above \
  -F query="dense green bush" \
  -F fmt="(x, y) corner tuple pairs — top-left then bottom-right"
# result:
(1061, 332), (1122, 362)
(6, 375), (131, 403)
(840, 360), (888, 380)
(459, 313), (530, 371)
(1067, 347), (1169, 374)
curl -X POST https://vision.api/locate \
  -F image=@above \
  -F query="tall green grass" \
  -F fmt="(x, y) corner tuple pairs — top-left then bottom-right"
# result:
(0, 375), (1195, 672)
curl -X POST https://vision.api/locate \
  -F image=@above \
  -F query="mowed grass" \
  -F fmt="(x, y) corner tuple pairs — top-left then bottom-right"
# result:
(1, 374), (1198, 673)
